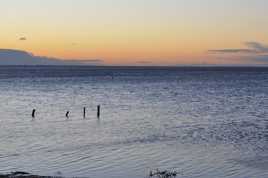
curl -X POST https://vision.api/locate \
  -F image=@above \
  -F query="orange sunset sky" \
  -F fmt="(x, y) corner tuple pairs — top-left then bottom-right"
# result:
(1, 0), (268, 65)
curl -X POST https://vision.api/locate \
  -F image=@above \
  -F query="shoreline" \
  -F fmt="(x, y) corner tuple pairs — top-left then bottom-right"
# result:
(0, 172), (63, 178)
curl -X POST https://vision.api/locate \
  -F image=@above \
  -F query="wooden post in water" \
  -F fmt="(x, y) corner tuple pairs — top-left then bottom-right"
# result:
(83, 107), (86, 118)
(66, 111), (70, 118)
(32, 109), (36, 118)
(97, 105), (100, 118)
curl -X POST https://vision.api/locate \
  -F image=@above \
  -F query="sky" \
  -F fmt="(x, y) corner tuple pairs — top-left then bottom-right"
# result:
(1, 0), (268, 65)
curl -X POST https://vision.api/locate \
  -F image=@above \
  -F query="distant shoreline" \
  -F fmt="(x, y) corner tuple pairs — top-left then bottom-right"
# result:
(0, 65), (268, 67)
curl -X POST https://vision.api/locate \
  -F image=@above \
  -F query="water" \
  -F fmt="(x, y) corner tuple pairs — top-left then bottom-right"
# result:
(0, 66), (267, 178)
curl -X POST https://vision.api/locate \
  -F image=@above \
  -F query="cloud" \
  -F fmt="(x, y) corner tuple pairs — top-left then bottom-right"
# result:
(245, 42), (268, 53)
(208, 41), (268, 54)
(0, 49), (104, 65)
(207, 41), (268, 64)
(65, 59), (104, 65)
(208, 49), (256, 54)
(19, 37), (27, 41)
(135, 60), (153, 64)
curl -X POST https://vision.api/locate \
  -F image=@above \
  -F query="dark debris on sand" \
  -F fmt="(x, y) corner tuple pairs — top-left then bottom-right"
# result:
(0, 172), (62, 178)
(148, 169), (180, 178)
(1, 169), (181, 178)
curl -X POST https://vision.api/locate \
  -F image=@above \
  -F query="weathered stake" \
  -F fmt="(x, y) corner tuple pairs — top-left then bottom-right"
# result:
(66, 111), (70, 118)
(83, 107), (86, 118)
(97, 105), (100, 118)
(32, 109), (36, 118)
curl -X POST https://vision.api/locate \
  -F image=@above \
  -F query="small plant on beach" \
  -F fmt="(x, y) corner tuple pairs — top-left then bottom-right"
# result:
(148, 169), (180, 178)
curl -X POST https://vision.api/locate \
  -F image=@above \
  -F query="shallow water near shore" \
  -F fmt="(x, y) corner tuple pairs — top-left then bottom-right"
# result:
(0, 66), (267, 178)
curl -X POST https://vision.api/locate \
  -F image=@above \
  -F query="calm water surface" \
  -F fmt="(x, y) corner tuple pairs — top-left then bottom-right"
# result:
(0, 66), (267, 178)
